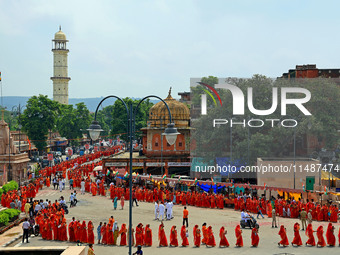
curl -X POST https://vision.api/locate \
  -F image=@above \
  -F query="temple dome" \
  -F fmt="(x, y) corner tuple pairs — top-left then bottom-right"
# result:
(148, 88), (190, 128)
(54, 27), (66, 40)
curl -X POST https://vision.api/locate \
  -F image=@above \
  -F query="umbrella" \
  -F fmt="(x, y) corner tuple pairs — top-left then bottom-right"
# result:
(93, 166), (103, 171)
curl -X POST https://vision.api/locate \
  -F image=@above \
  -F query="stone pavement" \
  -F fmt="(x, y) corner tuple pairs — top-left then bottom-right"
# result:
(5, 184), (338, 255)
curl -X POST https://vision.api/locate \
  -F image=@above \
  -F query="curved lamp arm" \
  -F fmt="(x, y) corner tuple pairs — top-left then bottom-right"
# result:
(133, 95), (173, 123)
(93, 95), (129, 120)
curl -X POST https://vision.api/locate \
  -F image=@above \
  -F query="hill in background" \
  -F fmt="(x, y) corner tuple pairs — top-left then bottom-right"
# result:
(2, 96), (159, 112)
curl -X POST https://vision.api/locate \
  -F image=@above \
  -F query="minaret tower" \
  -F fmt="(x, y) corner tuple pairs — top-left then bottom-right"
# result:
(51, 26), (70, 105)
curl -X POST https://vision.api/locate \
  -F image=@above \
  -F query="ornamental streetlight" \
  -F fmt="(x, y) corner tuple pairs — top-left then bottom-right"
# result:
(87, 95), (179, 255)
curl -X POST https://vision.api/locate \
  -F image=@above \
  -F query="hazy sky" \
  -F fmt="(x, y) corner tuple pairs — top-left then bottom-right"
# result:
(1, 0), (340, 100)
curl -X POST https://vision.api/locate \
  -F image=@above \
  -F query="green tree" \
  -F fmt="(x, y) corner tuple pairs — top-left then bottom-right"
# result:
(57, 103), (92, 146)
(20, 95), (59, 152)
(95, 98), (153, 141)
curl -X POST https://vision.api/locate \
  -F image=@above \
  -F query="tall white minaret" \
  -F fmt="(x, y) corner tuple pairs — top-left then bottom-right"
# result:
(51, 26), (70, 105)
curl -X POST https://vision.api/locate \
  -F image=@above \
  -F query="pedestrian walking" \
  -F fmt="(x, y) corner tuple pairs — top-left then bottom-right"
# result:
(113, 197), (118, 210)
(183, 206), (189, 228)
(272, 208), (277, 228)
(22, 218), (30, 243)
(97, 222), (102, 244)
(59, 178), (63, 192)
(299, 208), (307, 230)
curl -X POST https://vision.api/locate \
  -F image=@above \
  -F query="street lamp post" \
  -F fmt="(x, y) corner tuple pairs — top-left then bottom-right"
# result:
(88, 95), (179, 255)
(293, 126), (296, 190)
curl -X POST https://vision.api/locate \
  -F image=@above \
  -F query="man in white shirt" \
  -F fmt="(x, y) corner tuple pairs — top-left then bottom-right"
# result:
(158, 202), (165, 221)
(70, 193), (75, 207)
(22, 218), (30, 243)
(59, 196), (66, 205)
(59, 178), (63, 192)
(166, 201), (172, 220)
(43, 199), (49, 209)
(80, 180), (85, 195)
(34, 203), (41, 215)
(241, 210), (250, 225)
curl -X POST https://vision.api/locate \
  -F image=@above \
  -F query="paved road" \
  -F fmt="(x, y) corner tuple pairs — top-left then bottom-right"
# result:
(11, 185), (340, 255)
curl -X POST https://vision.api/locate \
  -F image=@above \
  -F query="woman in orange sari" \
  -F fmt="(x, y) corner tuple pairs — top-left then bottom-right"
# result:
(291, 223), (302, 246)
(169, 226), (178, 247)
(326, 223), (335, 246)
(206, 226), (216, 247)
(90, 182), (97, 196)
(181, 225), (189, 247)
(219, 226), (229, 247)
(305, 223), (315, 246)
(235, 225), (243, 247)
(194, 225), (201, 247)
(316, 225), (326, 247)
(158, 222), (168, 247)
(201, 223), (208, 244)
(278, 225), (289, 247)
(144, 224), (152, 247)
(87, 221), (95, 244)
(119, 224), (127, 246)
(251, 226), (259, 247)
(46, 177), (50, 187)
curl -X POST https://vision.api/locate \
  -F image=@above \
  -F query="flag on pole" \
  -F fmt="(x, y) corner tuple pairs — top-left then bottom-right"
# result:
(178, 176), (182, 182)
(136, 173), (140, 178)
(115, 171), (119, 177)
(264, 183), (267, 191)
(194, 178), (198, 185)
(162, 174), (166, 180)
(324, 186), (328, 195)
(124, 171), (129, 178)
(149, 174), (153, 180)
(211, 177), (215, 186)
(302, 184), (305, 192)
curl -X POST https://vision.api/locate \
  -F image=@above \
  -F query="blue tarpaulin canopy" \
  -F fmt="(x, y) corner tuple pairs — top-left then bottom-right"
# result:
(197, 182), (224, 193)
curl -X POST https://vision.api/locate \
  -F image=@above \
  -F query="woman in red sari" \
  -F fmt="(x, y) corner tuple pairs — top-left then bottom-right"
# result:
(81, 221), (88, 243)
(61, 218), (68, 241)
(316, 225), (326, 247)
(194, 225), (201, 247)
(101, 223), (108, 245)
(235, 225), (243, 247)
(219, 226), (229, 247)
(251, 226), (259, 247)
(181, 225), (189, 247)
(206, 226), (216, 247)
(144, 224), (152, 247)
(326, 223), (335, 246)
(169, 226), (178, 247)
(135, 223), (144, 246)
(87, 221), (95, 244)
(291, 223), (302, 246)
(305, 223), (315, 246)
(119, 224), (127, 246)
(158, 222), (168, 247)
(278, 225), (289, 247)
